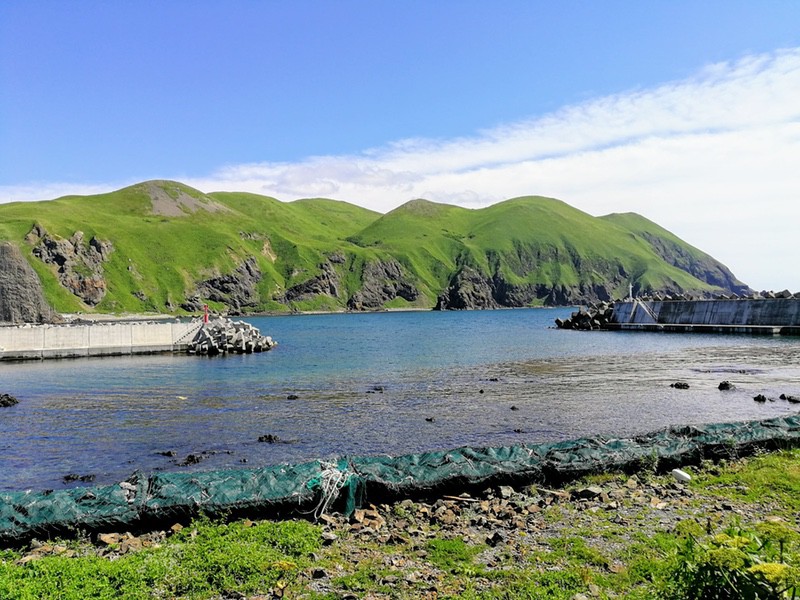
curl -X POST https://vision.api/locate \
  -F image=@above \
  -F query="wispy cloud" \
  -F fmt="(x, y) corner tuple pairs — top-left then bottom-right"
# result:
(195, 49), (800, 290)
(2, 49), (799, 290)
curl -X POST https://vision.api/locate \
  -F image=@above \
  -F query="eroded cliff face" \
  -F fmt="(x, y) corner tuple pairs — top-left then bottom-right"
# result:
(27, 224), (113, 307)
(434, 263), (621, 310)
(347, 259), (419, 311)
(182, 257), (263, 314)
(279, 259), (342, 305)
(0, 242), (54, 323)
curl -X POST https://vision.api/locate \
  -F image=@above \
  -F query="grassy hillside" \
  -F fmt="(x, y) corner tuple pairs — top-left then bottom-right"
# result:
(350, 196), (731, 302)
(0, 181), (747, 315)
(600, 212), (748, 293)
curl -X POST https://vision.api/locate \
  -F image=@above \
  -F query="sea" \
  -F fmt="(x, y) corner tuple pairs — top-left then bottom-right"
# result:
(2, 307), (799, 492)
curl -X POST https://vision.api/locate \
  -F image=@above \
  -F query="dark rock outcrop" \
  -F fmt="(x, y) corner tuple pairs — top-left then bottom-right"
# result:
(182, 257), (262, 313)
(279, 260), (341, 305)
(0, 242), (55, 323)
(436, 259), (621, 310)
(347, 259), (419, 310)
(435, 266), (500, 310)
(27, 225), (113, 306)
(0, 393), (19, 407)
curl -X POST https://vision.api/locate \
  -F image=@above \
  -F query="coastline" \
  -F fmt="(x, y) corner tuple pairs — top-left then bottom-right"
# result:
(54, 304), (566, 323)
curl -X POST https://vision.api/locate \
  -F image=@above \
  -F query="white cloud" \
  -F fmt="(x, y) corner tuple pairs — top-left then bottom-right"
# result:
(3, 48), (799, 291)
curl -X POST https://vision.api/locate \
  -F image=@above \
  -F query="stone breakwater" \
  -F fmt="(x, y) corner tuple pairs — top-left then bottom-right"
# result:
(554, 302), (614, 331)
(187, 317), (276, 355)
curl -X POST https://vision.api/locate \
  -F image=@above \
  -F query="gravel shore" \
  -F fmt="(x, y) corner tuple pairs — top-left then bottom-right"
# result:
(12, 454), (790, 599)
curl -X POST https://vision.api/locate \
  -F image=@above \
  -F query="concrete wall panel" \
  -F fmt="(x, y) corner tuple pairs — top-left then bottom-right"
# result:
(0, 326), (45, 352)
(89, 324), (133, 348)
(43, 325), (90, 350)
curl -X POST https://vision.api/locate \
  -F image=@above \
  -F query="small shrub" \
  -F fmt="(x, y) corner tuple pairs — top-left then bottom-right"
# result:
(659, 523), (800, 599)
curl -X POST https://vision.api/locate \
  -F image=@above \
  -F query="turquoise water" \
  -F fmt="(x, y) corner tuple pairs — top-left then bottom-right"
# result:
(2, 308), (800, 491)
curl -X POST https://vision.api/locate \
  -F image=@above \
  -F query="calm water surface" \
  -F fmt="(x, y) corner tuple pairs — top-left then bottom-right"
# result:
(2, 308), (799, 491)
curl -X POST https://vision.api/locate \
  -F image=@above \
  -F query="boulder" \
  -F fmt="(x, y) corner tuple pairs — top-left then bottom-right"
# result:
(718, 381), (736, 391)
(0, 393), (19, 407)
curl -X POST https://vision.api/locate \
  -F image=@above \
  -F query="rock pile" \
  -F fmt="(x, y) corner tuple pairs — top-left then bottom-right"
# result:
(554, 302), (614, 330)
(187, 318), (276, 356)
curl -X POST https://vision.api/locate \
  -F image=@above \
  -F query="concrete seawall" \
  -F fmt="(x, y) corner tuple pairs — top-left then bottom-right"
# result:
(0, 320), (203, 361)
(609, 298), (800, 335)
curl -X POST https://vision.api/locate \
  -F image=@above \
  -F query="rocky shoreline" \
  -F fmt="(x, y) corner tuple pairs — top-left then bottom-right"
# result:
(8, 452), (793, 599)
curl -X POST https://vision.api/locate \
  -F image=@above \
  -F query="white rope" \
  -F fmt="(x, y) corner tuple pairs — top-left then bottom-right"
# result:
(311, 461), (351, 520)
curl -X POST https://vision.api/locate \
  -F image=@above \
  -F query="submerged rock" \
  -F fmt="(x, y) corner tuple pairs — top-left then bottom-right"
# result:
(0, 393), (19, 407)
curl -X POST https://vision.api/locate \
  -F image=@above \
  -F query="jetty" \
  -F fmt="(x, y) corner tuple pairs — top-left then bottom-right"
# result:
(0, 317), (275, 361)
(557, 293), (800, 335)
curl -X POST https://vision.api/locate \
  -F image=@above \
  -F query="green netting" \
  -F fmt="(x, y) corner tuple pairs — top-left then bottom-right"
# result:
(0, 474), (146, 544)
(2, 414), (800, 545)
(144, 460), (323, 519)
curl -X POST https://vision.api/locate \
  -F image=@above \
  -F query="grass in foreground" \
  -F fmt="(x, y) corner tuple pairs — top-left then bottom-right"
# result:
(1, 449), (800, 599)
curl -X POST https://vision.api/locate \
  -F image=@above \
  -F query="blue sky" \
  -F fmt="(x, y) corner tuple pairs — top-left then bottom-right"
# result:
(2, 1), (800, 292)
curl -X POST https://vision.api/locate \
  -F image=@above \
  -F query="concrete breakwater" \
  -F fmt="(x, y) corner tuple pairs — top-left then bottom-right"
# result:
(0, 317), (275, 361)
(603, 297), (800, 335)
(555, 296), (800, 334)
(187, 317), (276, 355)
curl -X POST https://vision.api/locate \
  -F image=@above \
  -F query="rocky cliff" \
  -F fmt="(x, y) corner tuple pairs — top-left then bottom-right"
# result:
(0, 242), (54, 323)
(182, 257), (263, 314)
(27, 224), (113, 306)
(435, 267), (621, 310)
(347, 259), (419, 310)
(279, 259), (343, 305)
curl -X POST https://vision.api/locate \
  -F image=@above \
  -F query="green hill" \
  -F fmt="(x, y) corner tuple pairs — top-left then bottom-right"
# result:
(0, 181), (749, 319)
